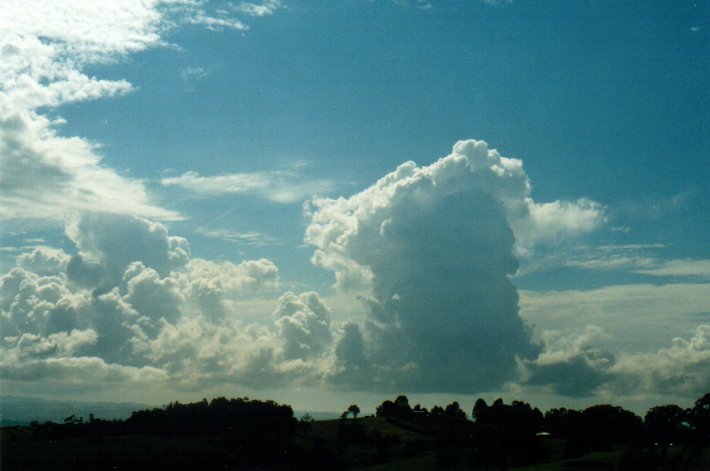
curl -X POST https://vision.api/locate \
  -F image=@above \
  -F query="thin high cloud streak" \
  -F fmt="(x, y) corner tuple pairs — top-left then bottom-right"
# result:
(0, 0), (282, 222)
(2, 141), (710, 402)
(162, 170), (334, 204)
(524, 243), (710, 279)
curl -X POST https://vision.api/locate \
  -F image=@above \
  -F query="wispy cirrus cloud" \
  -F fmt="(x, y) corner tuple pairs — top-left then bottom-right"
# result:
(634, 259), (710, 279)
(161, 170), (334, 204)
(389, 0), (433, 9)
(181, 66), (208, 81)
(196, 227), (277, 246)
(234, 0), (283, 17)
(559, 243), (663, 272)
(551, 244), (710, 280)
(617, 188), (696, 220)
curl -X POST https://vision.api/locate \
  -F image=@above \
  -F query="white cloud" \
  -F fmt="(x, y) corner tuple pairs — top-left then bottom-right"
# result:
(0, 355), (167, 385)
(0, 268), (83, 338)
(234, 0), (283, 17)
(525, 326), (615, 396)
(525, 323), (710, 399)
(520, 283), (710, 353)
(12, 329), (98, 359)
(618, 188), (695, 220)
(0, 1), (165, 63)
(196, 227), (276, 246)
(162, 170), (334, 204)
(534, 241), (710, 280)
(390, 0), (433, 9)
(1, 209), (709, 403)
(634, 259), (710, 279)
(306, 139), (605, 391)
(124, 263), (185, 327)
(521, 198), (606, 249)
(306, 140), (604, 290)
(274, 291), (333, 361)
(517, 243), (710, 277)
(16, 246), (70, 276)
(517, 280), (710, 399)
(0, 213), (314, 395)
(569, 257), (710, 279)
(0, 0), (282, 223)
(187, 11), (248, 31)
(0, 112), (178, 221)
(65, 214), (190, 288)
(484, 0), (513, 5)
(612, 325), (710, 395)
(181, 66), (208, 81)
(557, 243), (661, 272)
(0, 1), (180, 221)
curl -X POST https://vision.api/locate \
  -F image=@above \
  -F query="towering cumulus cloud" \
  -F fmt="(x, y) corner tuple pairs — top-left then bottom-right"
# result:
(308, 140), (603, 392)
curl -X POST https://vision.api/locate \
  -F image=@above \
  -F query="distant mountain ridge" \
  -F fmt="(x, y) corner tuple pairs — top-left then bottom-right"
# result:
(0, 395), (151, 426)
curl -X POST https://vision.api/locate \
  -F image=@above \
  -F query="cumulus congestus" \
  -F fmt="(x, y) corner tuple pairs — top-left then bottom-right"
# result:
(308, 140), (603, 392)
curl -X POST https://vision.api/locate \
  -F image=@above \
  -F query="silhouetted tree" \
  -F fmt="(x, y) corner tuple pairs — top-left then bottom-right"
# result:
(376, 400), (395, 417)
(394, 395), (411, 415)
(645, 404), (687, 445)
(376, 395), (411, 419)
(444, 401), (466, 420)
(472, 398), (487, 422)
(299, 413), (314, 432)
(544, 407), (582, 438)
(348, 404), (361, 419)
(562, 404), (643, 456)
(689, 392), (710, 438)
(471, 398), (547, 466)
(125, 396), (296, 439)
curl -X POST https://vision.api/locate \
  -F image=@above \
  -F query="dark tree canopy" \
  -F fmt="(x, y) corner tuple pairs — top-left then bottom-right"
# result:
(444, 401), (467, 420)
(376, 395), (412, 419)
(347, 404), (361, 418)
(645, 404), (687, 445)
(690, 393), (710, 436)
(472, 398), (487, 421)
(125, 397), (295, 438)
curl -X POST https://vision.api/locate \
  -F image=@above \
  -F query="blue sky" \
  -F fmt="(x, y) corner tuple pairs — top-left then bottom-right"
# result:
(0, 0), (708, 414)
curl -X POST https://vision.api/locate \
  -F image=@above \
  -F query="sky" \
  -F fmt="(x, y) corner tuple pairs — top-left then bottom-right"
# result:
(0, 0), (708, 416)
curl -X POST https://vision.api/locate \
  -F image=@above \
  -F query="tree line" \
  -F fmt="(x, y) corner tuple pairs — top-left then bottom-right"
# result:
(16, 396), (296, 442)
(5, 392), (710, 469)
(365, 392), (710, 466)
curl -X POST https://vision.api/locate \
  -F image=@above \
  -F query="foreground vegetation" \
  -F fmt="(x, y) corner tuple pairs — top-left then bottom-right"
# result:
(3, 393), (710, 469)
